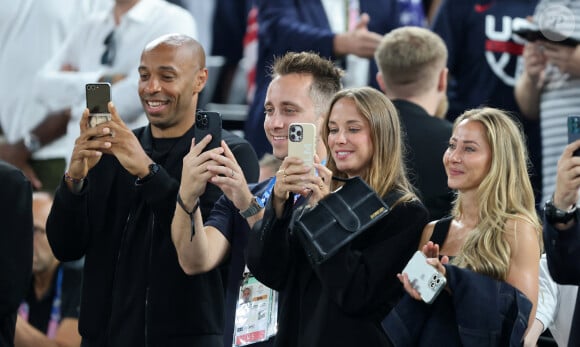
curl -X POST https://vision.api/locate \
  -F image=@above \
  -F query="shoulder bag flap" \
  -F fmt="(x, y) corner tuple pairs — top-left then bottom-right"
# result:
(293, 177), (394, 264)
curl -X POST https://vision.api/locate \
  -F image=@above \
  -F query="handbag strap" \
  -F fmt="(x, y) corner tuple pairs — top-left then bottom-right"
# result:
(326, 176), (403, 209)
(383, 189), (402, 208)
(293, 190), (314, 223)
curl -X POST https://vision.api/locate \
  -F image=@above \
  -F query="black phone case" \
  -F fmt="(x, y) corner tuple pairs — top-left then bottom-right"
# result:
(86, 83), (111, 114)
(513, 28), (580, 47)
(568, 116), (580, 156)
(194, 111), (222, 151)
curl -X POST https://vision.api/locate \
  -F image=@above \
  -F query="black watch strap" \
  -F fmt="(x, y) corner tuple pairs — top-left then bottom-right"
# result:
(544, 199), (577, 224)
(135, 162), (159, 185)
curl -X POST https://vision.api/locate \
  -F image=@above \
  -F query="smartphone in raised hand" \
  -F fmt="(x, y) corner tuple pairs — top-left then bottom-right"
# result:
(85, 83), (111, 127)
(568, 115), (580, 156)
(288, 123), (316, 175)
(513, 19), (580, 47)
(194, 110), (222, 151)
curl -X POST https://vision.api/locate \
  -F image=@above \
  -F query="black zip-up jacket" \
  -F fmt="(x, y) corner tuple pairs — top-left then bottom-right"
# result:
(46, 125), (258, 347)
(0, 161), (33, 347)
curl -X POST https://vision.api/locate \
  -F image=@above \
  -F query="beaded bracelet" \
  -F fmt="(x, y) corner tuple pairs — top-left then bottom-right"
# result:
(64, 172), (85, 193)
(64, 171), (85, 184)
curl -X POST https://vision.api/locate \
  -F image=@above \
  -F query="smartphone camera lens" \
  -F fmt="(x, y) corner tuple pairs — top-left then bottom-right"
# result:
(289, 124), (303, 142)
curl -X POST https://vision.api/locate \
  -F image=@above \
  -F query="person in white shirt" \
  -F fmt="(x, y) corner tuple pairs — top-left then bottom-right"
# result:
(0, 0), (111, 192)
(524, 255), (577, 347)
(29, 0), (196, 178)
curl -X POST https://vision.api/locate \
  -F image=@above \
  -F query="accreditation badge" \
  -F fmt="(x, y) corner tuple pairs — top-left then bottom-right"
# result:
(233, 271), (278, 346)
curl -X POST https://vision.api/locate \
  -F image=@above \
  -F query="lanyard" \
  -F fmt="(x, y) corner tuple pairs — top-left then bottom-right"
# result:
(18, 267), (63, 339)
(258, 177), (276, 207)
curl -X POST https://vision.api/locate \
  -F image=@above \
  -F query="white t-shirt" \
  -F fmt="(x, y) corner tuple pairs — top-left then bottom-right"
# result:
(536, 254), (577, 346)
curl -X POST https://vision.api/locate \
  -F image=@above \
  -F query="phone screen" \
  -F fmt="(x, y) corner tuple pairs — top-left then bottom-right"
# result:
(86, 83), (111, 127)
(194, 111), (222, 151)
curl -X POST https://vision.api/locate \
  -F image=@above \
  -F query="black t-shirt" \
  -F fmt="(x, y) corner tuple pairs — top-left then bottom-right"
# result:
(205, 178), (276, 347)
(24, 265), (82, 333)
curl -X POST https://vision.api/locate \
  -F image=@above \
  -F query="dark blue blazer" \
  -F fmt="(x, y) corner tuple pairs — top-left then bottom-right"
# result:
(543, 214), (580, 346)
(543, 214), (580, 284)
(383, 265), (532, 347)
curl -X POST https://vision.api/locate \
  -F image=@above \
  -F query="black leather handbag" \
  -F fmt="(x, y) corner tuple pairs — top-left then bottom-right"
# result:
(291, 176), (399, 265)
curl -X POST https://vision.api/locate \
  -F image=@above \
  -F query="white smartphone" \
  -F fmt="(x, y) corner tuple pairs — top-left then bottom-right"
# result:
(402, 250), (447, 304)
(288, 123), (316, 175)
(86, 82), (112, 127)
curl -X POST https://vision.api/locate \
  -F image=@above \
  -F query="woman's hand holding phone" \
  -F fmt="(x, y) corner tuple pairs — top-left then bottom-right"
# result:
(398, 244), (449, 304)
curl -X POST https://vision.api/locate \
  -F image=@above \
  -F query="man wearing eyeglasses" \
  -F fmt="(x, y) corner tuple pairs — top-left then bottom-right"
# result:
(5, 0), (196, 192)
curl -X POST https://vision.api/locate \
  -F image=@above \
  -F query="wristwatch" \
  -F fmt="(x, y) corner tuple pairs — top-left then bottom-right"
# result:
(135, 162), (159, 185)
(22, 132), (41, 153)
(544, 198), (577, 224)
(239, 196), (264, 218)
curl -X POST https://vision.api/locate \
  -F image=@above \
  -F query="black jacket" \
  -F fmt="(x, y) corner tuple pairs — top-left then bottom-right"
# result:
(246, 192), (428, 347)
(0, 161), (32, 347)
(46, 125), (258, 347)
(394, 99), (454, 220)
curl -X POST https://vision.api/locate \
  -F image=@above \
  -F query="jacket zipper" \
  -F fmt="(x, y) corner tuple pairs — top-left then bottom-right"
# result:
(144, 213), (155, 347)
(106, 212), (133, 345)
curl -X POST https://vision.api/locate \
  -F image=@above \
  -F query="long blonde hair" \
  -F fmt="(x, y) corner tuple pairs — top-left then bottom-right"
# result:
(321, 87), (417, 203)
(451, 108), (541, 280)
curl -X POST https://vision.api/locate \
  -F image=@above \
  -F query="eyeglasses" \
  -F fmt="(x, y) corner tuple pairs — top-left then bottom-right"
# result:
(100, 30), (116, 66)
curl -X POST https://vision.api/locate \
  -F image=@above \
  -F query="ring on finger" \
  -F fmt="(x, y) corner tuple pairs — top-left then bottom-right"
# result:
(231, 169), (235, 177)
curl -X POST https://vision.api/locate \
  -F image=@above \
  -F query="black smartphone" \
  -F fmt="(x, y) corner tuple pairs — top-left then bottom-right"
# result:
(86, 83), (112, 127)
(194, 110), (222, 151)
(513, 20), (580, 47)
(568, 115), (580, 156)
